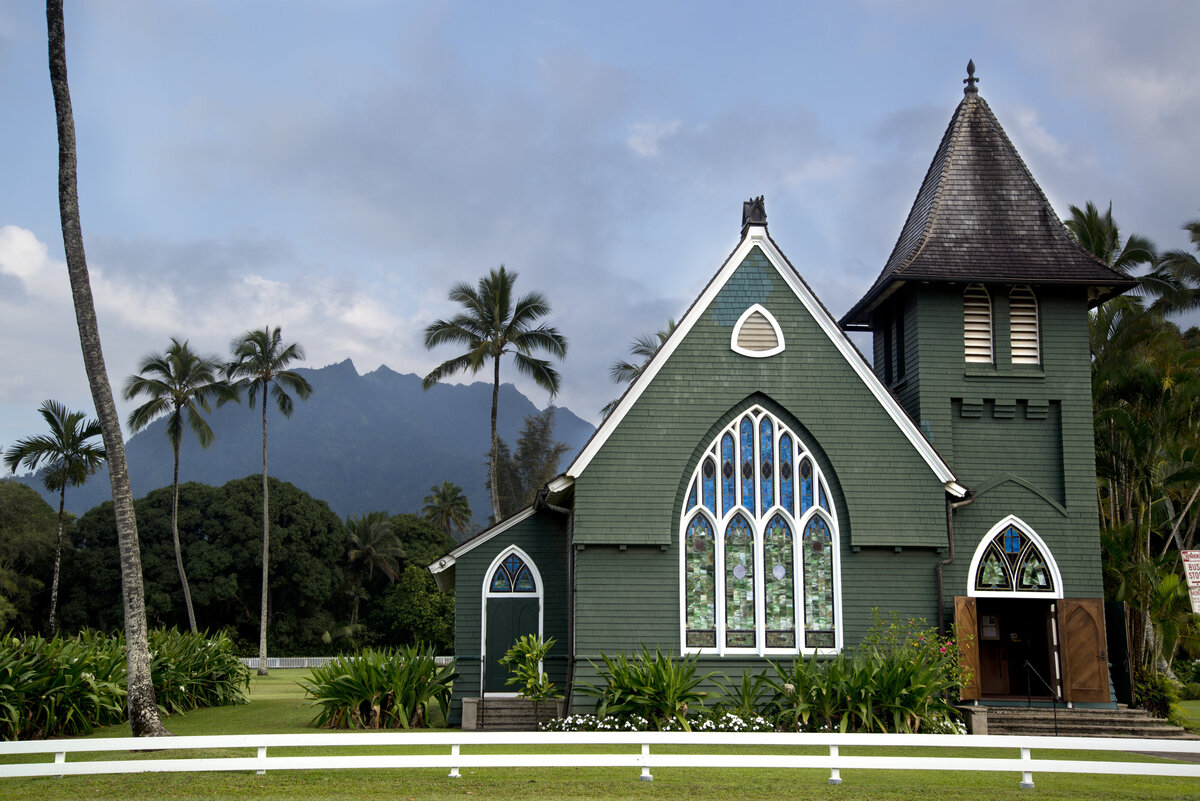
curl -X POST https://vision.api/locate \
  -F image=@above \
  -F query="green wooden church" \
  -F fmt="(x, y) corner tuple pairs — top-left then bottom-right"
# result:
(429, 65), (1136, 724)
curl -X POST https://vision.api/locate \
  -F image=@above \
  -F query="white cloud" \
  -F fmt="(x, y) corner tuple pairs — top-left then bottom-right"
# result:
(627, 120), (680, 158)
(1012, 108), (1065, 160)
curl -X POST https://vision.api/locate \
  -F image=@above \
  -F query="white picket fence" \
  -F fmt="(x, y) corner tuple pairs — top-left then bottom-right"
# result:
(2, 731), (1199, 788)
(237, 656), (454, 669)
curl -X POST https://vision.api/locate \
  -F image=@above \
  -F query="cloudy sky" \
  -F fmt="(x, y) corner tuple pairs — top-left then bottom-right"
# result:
(1, 1), (1198, 456)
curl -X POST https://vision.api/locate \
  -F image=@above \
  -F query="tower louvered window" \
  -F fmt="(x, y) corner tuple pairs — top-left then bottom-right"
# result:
(963, 285), (993, 364)
(1009, 286), (1040, 365)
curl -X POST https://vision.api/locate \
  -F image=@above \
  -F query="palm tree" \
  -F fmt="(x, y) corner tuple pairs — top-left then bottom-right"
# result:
(422, 480), (472, 535)
(1155, 218), (1200, 313)
(46, 0), (167, 736)
(344, 511), (404, 626)
(422, 266), (567, 521)
(124, 338), (234, 633)
(227, 326), (312, 675)
(600, 318), (677, 418)
(3, 400), (104, 636)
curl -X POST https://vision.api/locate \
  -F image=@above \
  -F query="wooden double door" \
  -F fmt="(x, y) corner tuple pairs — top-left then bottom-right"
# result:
(955, 596), (1109, 703)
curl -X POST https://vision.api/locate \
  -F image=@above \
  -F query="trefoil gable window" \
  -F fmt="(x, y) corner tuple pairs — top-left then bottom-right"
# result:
(731, 304), (785, 357)
(680, 405), (841, 655)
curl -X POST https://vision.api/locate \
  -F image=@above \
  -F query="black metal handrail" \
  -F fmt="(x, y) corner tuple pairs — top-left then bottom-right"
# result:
(1023, 660), (1060, 736)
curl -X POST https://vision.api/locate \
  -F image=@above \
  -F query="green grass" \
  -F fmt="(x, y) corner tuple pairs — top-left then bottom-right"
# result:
(1180, 700), (1200, 733)
(1, 673), (1197, 800)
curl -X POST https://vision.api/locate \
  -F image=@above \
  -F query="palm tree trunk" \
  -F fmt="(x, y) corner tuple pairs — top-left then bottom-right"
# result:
(47, 0), (167, 737)
(490, 356), (501, 521)
(46, 0), (166, 738)
(258, 395), (270, 676)
(48, 487), (65, 637)
(172, 440), (197, 632)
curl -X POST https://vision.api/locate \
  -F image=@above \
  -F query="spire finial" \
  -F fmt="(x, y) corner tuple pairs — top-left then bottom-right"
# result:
(963, 59), (979, 94)
(741, 195), (767, 235)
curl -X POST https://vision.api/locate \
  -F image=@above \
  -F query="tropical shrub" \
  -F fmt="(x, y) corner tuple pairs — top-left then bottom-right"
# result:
(499, 634), (560, 700)
(1135, 672), (1182, 721)
(577, 646), (711, 731)
(300, 645), (456, 729)
(712, 670), (766, 720)
(0, 628), (248, 740)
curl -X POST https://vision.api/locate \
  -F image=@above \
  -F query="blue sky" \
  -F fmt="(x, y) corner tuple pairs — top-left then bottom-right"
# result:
(1, 1), (1198, 458)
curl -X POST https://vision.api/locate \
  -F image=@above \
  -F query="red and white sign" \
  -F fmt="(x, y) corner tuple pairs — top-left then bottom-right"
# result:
(1183, 551), (1200, 616)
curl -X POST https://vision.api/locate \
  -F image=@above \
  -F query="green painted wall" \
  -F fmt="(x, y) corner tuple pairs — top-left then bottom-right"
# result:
(874, 283), (1105, 621)
(450, 510), (569, 723)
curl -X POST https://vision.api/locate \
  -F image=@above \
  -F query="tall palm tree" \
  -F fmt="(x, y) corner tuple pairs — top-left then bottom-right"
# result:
(1156, 218), (1200, 313)
(46, 0), (167, 736)
(422, 480), (472, 535)
(422, 266), (567, 521)
(3, 400), (104, 636)
(600, 318), (677, 418)
(344, 511), (403, 626)
(124, 338), (234, 633)
(227, 326), (312, 675)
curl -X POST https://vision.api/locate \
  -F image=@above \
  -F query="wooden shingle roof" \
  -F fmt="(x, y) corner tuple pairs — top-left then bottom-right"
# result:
(841, 77), (1136, 328)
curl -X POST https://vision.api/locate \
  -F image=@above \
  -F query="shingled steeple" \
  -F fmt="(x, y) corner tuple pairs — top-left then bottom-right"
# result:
(840, 63), (1135, 328)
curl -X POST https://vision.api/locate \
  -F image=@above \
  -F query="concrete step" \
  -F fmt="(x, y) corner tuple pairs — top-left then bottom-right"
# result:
(977, 705), (1196, 739)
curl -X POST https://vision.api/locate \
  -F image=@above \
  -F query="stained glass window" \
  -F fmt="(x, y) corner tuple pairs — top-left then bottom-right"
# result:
(780, 433), (794, 516)
(685, 515), (716, 648)
(740, 417), (755, 515)
(721, 434), (736, 511)
(680, 405), (840, 653)
(725, 514), (756, 648)
(490, 552), (536, 593)
(803, 516), (835, 641)
(764, 514), (795, 648)
(702, 458), (716, 513)
(760, 418), (774, 512)
(972, 523), (1055, 593)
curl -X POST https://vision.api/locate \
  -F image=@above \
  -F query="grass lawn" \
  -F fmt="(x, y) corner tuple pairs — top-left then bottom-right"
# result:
(1, 673), (1197, 801)
(1180, 700), (1200, 733)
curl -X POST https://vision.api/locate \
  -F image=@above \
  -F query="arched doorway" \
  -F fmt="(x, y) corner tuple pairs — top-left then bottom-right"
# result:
(481, 547), (543, 695)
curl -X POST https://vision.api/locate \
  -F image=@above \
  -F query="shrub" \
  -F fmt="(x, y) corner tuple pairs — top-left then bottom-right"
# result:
(300, 644), (456, 729)
(541, 710), (772, 733)
(712, 670), (766, 720)
(0, 628), (247, 740)
(577, 646), (711, 731)
(499, 634), (560, 701)
(1135, 672), (1181, 721)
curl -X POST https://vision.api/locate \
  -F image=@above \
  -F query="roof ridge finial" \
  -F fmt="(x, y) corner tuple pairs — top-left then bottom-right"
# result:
(964, 59), (979, 95)
(741, 195), (767, 236)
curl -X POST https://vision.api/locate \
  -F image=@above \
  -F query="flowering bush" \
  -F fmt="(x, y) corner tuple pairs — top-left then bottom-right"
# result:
(541, 710), (772, 733)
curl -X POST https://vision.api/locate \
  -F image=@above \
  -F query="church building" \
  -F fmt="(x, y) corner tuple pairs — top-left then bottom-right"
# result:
(429, 65), (1135, 724)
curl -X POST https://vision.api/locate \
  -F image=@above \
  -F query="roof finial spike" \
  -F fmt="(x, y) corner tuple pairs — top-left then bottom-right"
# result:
(741, 195), (767, 235)
(964, 59), (979, 94)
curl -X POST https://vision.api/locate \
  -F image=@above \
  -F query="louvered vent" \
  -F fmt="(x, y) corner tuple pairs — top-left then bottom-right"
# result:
(963, 285), (993, 363)
(731, 305), (784, 357)
(1010, 286), (1040, 364)
(737, 311), (779, 351)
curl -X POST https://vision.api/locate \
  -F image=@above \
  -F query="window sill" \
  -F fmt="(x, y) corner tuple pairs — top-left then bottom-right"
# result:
(964, 364), (1045, 380)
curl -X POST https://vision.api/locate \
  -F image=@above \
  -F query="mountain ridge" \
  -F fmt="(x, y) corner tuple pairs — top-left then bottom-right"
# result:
(16, 359), (595, 522)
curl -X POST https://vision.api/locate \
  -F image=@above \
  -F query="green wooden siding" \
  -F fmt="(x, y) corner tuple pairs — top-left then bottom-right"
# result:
(450, 510), (569, 723)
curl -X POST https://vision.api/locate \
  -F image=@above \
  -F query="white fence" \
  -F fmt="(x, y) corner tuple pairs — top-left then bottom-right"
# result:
(2, 732), (1199, 788)
(238, 656), (454, 669)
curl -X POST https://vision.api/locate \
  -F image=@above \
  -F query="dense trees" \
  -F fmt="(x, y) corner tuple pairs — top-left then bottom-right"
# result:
(227, 326), (313, 674)
(0, 481), (57, 631)
(1068, 204), (1200, 680)
(3, 400), (104, 635)
(423, 266), (567, 521)
(422, 481), (472, 536)
(125, 338), (234, 632)
(490, 407), (570, 519)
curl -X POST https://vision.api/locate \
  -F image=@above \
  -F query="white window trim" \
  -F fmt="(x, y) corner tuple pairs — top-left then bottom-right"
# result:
(1009, 286), (1041, 365)
(678, 405), (842, 657)
(480, 545), (544, 697)
(731, 303), (786, 357)
(966, 515), (1063, 599)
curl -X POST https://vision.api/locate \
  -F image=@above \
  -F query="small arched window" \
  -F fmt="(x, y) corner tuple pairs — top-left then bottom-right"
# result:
(731, 304), (785, 357)
(967, 516), (1063, 598)
(1009, 286), (1040, 365)
(963, 284), (993, 364)
(489, 552), (537, 593)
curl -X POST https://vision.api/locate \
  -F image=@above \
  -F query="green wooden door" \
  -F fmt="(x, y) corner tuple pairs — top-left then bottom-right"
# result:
(485, 597), (538, 693)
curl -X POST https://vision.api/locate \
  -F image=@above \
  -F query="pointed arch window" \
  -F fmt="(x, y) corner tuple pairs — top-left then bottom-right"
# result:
(680, 405), (841, 654)
(964, 284), (993, 364)
(1009, 286), (1040, 365)
(490, 552), (537, 593)
(967, 516), (1063, 598)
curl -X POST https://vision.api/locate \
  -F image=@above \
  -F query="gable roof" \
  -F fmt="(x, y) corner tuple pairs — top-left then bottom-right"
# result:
(840, 85), (1136, 328)
(552, 221), (966, 499)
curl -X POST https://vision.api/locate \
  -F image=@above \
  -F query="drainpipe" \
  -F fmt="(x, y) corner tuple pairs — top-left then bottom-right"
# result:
(535, 491), (575, 714)
(937, 489), (976, 636)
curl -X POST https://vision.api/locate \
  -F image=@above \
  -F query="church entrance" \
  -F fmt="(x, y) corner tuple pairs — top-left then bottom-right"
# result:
(973, 598), (1056, 698)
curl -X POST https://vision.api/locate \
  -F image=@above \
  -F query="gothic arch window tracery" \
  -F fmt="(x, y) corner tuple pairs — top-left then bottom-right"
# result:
(680, 405), (841, 654)
(967, 516), (1063, 598)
